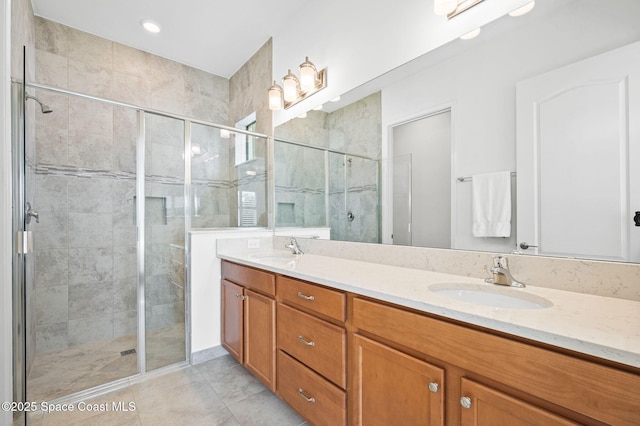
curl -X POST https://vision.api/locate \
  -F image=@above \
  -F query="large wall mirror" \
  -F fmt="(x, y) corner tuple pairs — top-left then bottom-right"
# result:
(274, 0), (640, 263)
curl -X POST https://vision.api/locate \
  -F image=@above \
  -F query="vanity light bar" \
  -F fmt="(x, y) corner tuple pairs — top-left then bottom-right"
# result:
(447, 0), (485, 19)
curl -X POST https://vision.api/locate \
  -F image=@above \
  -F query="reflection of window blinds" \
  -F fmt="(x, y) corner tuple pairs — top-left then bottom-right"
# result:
(240, 191), (258, 226)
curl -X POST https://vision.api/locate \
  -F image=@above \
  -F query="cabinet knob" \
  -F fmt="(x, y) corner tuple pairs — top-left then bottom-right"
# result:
(298, 388), (316, 403)
(460, 396), (472, 409)
(428, 382), (439, 393)
(297, 291), (315, 301)
(297, 335), (315, 346)
(235, 293), (246, 300)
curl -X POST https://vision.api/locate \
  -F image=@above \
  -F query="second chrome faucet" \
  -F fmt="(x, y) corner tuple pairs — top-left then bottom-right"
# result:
(485, 255), (525, 288)
(285, 237), (304, 255)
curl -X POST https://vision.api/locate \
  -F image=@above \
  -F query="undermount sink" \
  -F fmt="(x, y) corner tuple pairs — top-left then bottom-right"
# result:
(249, 252), (298, 260)
(429, 283), (552, 310)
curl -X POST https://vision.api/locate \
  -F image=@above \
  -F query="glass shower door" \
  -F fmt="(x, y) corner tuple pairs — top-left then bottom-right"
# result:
(21, 90), (140, 402)
(345, 156), (380, 243)
(143, 113), (186, 371)
(328, 153), (380, 243)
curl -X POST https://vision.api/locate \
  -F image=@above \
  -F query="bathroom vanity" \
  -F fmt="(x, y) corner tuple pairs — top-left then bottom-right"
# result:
(218, 250), (640, 426)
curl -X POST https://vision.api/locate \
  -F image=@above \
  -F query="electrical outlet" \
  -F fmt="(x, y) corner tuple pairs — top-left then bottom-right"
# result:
(247, 239), (261, 249)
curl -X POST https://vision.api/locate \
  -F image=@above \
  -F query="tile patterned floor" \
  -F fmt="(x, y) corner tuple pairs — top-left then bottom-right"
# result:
(27, 324), (185, 402)
(25, 354), (306, 426)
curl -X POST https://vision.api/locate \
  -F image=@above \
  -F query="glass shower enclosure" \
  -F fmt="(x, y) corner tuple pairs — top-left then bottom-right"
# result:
(11, 78), (267, 412)
(274, 139), (380, 243)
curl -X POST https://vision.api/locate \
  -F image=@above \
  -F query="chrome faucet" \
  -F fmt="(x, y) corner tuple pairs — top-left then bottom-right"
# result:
(285, 237), (303, 255)
(485, 255), (525, 288)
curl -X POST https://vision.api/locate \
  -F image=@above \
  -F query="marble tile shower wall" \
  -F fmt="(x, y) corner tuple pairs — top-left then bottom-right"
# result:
(32, 17), (230, 353)
(228, 39), (272, 227)
(329, 155), (380, 243)
(274, 143), (326, 228)
(274, 92), (381, 242)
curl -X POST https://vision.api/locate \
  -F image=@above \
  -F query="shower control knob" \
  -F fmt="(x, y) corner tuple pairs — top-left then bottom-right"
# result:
(347, 211), (355, 222)
(634, 211), (640, 227)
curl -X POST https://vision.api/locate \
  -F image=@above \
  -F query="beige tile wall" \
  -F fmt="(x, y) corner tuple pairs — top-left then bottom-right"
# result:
(31, 17), (231, 354)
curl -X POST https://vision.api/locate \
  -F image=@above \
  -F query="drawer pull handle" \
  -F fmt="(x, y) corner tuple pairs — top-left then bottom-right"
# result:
(297, 291), (315, 301)
(428, 382), (439, 393)
(298, 388), (316, 403)
(460, 396), (472, 409)
(297, 336), (315, 347)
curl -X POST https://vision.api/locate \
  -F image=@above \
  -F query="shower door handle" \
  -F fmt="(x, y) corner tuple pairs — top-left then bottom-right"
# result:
(26, 202), (39, 224)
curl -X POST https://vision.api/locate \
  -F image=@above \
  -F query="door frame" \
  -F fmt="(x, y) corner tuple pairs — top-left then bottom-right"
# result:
(383, 104), (456, 247)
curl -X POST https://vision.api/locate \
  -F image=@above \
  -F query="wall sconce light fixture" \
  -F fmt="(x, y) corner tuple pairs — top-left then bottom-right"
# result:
(268, 57), (327, 110)
(434, 0), (484, 19)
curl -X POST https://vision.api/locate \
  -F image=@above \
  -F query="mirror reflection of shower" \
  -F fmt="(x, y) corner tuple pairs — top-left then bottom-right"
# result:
(25, 94), (53, 114)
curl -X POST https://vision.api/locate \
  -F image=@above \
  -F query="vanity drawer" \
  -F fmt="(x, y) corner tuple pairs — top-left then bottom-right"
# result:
(221, 260), (275, 296)
(278, 276), (346, 322)
(277, 350), (346, 426)
(277, 303), (346, 388)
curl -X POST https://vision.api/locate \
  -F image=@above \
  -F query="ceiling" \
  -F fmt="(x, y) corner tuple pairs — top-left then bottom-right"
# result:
(31, 0), (308, 78)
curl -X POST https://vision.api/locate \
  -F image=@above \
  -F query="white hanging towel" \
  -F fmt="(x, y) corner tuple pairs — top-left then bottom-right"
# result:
(472, 171), (511, 238)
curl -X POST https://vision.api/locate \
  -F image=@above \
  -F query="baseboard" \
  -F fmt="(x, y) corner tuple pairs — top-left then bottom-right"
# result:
(191, 345), (229, 365)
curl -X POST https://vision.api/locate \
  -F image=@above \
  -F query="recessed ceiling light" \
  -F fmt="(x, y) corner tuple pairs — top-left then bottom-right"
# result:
(140, 19), (161, 34)
(460, 27), (481, 40)
(509, 1), (535, 17)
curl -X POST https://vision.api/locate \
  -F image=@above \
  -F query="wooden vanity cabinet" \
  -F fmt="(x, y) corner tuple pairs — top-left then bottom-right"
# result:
(276, 276), (347, 425)
(459, 378), (579, 426)
(352, 333), (444, 426)
(351, 296), (640, 426)
(221, 261), (276, 390)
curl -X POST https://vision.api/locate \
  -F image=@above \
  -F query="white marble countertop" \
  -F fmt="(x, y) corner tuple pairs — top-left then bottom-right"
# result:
(217, 249), (640, 369)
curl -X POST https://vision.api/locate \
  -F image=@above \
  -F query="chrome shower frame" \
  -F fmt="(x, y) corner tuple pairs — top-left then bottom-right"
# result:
(11, 79), (270, 406)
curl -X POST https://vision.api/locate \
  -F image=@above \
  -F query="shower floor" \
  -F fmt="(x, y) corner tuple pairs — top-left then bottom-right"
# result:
(27, 324), (185, 402)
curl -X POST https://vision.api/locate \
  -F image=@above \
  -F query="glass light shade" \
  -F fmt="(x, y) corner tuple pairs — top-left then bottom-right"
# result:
(282, 70), (300, 102)
(299, 57), (318, 92)
(268, 81), (284, 110)
(460, 27), (481, 40)
(509, 1), (535, 17)
(434, 0), (458, 16)
(140, 19), (161, 33)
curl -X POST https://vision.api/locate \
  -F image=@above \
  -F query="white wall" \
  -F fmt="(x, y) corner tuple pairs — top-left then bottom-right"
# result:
(189, 228), (329, 357)
(272, 0), (532, 125)
(1, 0), (12, 423)
(380, 0), (640, 253)
(189, 230), (273, 354)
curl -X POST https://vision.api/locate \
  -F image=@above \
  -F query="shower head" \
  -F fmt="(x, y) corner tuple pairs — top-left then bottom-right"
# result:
(25, 94), (53, 114)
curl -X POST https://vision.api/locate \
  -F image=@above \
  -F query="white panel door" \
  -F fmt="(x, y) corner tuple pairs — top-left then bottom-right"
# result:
(393, 154), (412, 246)
(517, 41), (640, 262)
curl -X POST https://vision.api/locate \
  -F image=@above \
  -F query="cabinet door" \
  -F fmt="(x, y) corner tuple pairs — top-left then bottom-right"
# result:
(221, 279), (244, 363)
(460, 378), (579, 426)
(352, 334), (444, 426)
(245, 288), (276, 390)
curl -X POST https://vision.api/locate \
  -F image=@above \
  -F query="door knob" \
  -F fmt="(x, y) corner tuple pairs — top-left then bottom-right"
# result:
(519, 242), (538, 250)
